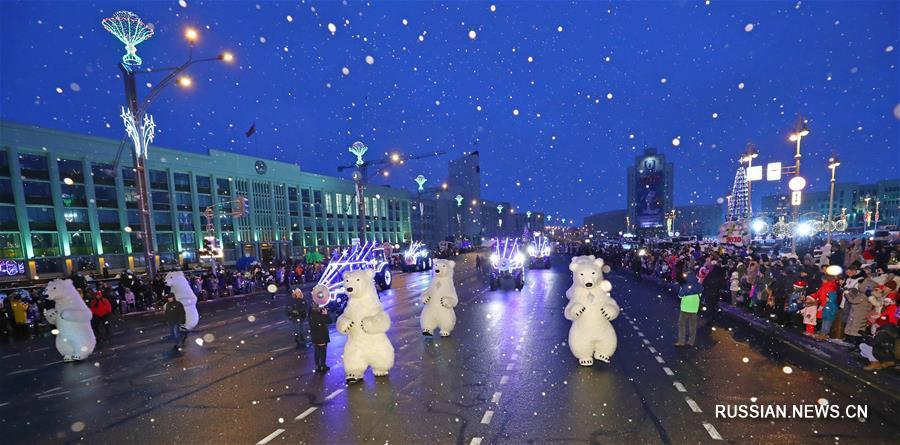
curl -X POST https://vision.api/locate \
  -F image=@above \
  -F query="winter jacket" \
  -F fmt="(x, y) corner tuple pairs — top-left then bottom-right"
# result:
(678, 275), (703, 314)
(10, 299), (28, 325)
(843, 289), (874, 337)
(164, 300), (186, 325)
(308, 307), (331, 344)
(90, 297), (112, 318)
(815, 280), (840, 321)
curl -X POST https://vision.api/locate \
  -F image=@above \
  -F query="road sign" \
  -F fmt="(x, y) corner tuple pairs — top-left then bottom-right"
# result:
(767, 162), (782, 181)
(747, 165), (763, 181)
(791, 191), (802, 206)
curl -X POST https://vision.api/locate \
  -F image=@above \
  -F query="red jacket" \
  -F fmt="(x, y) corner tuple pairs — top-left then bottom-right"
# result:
(90, 297), (112, 317)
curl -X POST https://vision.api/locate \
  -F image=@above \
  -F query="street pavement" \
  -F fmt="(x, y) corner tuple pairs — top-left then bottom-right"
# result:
(0, 252), (898, 444)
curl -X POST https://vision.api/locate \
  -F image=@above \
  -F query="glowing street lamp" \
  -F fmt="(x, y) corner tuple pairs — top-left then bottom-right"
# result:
(414, 175), (427, 192)
(863, 196), (872, 230)
(455, 195), (463, 207)
(874, 200), (881, 230)
(826, 155), (840, 242)
(349, 141), (368, 166)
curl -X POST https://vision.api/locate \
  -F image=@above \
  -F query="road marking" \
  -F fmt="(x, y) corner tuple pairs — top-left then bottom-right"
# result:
(145, 372), (166, 378)
(43, 360), (64, 367)
(134, 338), (153, 345)
(2, 353), (21, 358)
(257, 429), (285, 445)
(7, 368), (36, 376)
(37, 390), (70, 399)
(80, 376), (101, 383)
(32, 346), (50, 352)
(673, 382), (687, 392)
(506, 363), (514, 371)
(663, 367), (674, 376)
(38, 386), (62, 395)
(399, 344), (409, 350)
(648, 346), (657, 354)
(654, 355), (665, 364)
(637, 332), (645, 337)
(685, 397), (703, 413)
(0, 402), (8, 407)
(491, 391), (502, 404)
(295, 406), (318, 420)
(480, 410), (494, 424)
(515, 344), (522, 351)
(499, 375), (509, 385)
(642, 339), (650, 345)
(270, 346), (292, 353)
(702, 422), (723, 440)
(470, 438), (483, 445)
(325, 388), (344, 401)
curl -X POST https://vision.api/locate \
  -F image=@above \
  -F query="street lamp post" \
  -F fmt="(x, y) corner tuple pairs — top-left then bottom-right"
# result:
(874, 200), (881, 231)
(826, 155), (840, 242)
(739, 142), (759, 216)
(103, 11), (232, 282)
(863, 196), (872, 231)
(788, 123), (810, 256)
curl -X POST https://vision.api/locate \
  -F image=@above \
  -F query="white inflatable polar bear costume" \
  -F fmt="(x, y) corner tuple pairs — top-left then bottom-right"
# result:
(165, 271), (200, 330)
(336, 269), (395, 384)
(420, 259), (458, 337)
(43, 279), (96, 362)
(564, 255), (619, 366)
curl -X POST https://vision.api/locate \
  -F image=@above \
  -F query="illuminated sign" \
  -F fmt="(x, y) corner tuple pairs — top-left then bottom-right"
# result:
(747, 165), (763, 182)
(0, 260), (26, 277)
(791, 191), (802, 206)
(767, 162), (782, 181)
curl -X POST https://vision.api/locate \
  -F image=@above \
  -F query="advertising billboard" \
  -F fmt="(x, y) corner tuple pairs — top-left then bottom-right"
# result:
(635, 156), (665, 229)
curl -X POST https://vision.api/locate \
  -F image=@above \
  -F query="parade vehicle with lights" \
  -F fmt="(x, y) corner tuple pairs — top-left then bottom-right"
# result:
(489, 237), (526, 291)
(435, 240), (458, 259)
(527, 234), (552, 269)
(401, 240), (433, 272)
(310, 240), (393, 314)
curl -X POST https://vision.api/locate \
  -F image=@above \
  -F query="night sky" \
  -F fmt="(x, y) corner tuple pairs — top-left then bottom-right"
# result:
(1, 1), (897, 222)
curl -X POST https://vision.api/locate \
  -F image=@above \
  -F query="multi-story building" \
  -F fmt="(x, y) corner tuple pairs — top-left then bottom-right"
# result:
(627, 148), (674, 236)
(759, 178), (900, 230)
(583, 209), (628, 236)
(673, 204), (724, 238)
(0, 121), (411, 281)
(447, 151), (482, 238)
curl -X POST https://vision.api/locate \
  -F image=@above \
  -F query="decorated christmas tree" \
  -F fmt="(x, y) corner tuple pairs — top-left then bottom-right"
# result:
(727, 166), (752, 221)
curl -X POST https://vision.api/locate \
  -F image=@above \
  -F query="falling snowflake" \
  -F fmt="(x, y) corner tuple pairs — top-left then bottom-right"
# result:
(71, 422), (86, 432)
(527, 56), (534, 63)
(606, 92), (613, 100)
(557, 25), (563, 32)
(286, 15), (293, 23)
(248, 315), (257, 322)
(782, 366), (793, 374)
(468, 30), (477, 40)
(660, 78), (667, 84)
(512, 108), (519, 116)
(178, 0), (187, 7)
(476, 105), (482, 111)
(490, 4), (497, 12)
(744, 23), (754, 32)
(671, 137), (681, 147)
(886, 45), (894, 53)
(69, 82), (80, 92)
(402, 19), (408, 26)
(365, 55), (375, 65)
(55, 87), (63, 94)
(342, 67), (350, 76)
(327, 23), (337, 35)
(259, 36), (267, 44)
(712, 112), (718, 119)
(737, 82), (745, 89)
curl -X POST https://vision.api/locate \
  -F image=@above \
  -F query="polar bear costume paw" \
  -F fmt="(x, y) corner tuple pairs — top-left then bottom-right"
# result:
(440, 331), (451, 337)
(63, 355), (75, 362)
(422, 330), (433, 336)
(440, 296), (452, 308)
(579, 358), (594, 367)
(600, 307), (611, 320)
(373, 369), (389, 377)
(594, 353), (611, 363)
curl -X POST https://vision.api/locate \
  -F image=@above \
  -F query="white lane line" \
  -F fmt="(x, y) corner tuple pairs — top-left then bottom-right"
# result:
(515, 344), (522, 351)
(399, 344), (409, 350)
(642, 339), (650, 345)
(648, 346), (657, 354)
(256, 428), (285, 445)
(480, 410), (494, 424)
(663, 367), (674, 376)
(134, 338), (153, 344)
(2, 353), (21, 358)
(654, 355), (665, 364)
(7, 368), (36, 376)
(702, 422), (724, 440)
(470, 438), (483, 445)
(270, 346), (292, 353)
(80, 376), (101, 383)
(145, 372), (166, 378)
(0, 402), (8, 407)
(506, 363), (514, 371)
(491, 391), (502, 404)
(685, 397), (703, 413)
(37, 390), (70, 399)
(295, 406), (318, 420)
(325, 388), (344, 401)
(499, 375), (509, 385)
(673, 382), (687, 392)
(32, 347), (50, 352)
(511, 353), (519, 361)
(37, 386), (62, 395)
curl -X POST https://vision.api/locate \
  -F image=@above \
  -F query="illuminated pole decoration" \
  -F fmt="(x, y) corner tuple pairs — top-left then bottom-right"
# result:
(788, 122), (809, 255)
(120, 107), (155, 159)
(826, 155), (840, 242)
(349, 141), (368, 166)
(727, 166), (751, 221)
(497, 204), (504, 229)
(455, 195), (463, 207)
(414, 174), (427, 192)
(874, 200), (881, 230)
(102, 11), (154, 69)
(863, 196), (872, 230)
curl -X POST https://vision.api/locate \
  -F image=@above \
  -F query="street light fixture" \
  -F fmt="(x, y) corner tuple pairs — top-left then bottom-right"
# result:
(826, 155), (840, 242)
(104, 11), (233, 282)
(787, 121), (810, 255)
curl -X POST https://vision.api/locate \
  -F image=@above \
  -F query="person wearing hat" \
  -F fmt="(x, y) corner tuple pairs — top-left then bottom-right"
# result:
(308, 296), (331, 373)
(163, 292), (187, 352)
(843, 288), (874, 346)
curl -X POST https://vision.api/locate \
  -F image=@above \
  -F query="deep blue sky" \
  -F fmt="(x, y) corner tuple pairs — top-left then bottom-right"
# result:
(1, 1), (898, 222)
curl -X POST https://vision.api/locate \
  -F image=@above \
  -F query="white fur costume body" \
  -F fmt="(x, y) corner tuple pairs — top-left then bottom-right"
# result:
(336, 269), (395, 380)
(563, 255), (619, 366)
(165, 271), (200, 330)
(43, 279), (96, 362)
(420, 259), (458, 336)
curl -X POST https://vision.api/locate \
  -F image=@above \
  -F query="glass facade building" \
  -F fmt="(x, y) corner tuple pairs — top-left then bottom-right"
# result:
(0, 121), (412, 281)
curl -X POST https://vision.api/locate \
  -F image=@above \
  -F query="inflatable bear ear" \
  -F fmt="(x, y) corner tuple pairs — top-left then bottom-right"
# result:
(587, 255), (596, 261)
(448, 260), (456, 268)
(569, 260), (580, 272)
(600, 280), (613, 293)
(365, 269), (375, 279)
(602, 265), (611, 274)
(594, 258), (605, 269)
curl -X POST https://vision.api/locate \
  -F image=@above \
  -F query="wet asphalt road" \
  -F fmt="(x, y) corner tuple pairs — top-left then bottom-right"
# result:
(0, 252), (898, 445)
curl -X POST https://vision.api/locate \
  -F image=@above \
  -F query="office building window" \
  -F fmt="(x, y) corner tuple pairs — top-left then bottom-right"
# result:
(31, 233), (60, 257)
(129, 232), (144, 252)
(178, 212), (194, 231)
(124, 188), (139, 209)
(63, 208), (91, 231)
(0, 149), (8, 177)
(152, 191), (170, 210)
(57, 159), (84, 183)
(154, 211), (172, 231)
(149, 170), (168, 190)
(156, 232), (175, 252)
(197, 194), (212, 209)
(176, 192), (193, 211)
(121, 168), (136, 187)
(95, 186), (118, 208)
(23, 181), (52, 205)
(98, 210), (120, 230)
(196, 175), (211, 194)
(68, 232), (94, 255)
(27, 207), (56, 231)
(35, 258), (66, 274)
(216, 178), (231, 196)
(173, 172), (191, 192)
(19, 153), (49, 180)
(0, 232), (22, 258)
(179, 232), (196, 248)
(0, 205), (17, 230)
(60, 184), (87, 207)
(91, 163), (116, 186)
(0, 178), (12, 204)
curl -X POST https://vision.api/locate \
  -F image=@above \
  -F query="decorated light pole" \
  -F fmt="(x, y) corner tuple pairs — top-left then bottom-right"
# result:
(826, 155), (840, 242)
(874, 200), (881, 231)
(348, 141), (369, 240)
(863, 196), (872, 230)
(787, 123), (810, 256)
(103, 10), (233, 281)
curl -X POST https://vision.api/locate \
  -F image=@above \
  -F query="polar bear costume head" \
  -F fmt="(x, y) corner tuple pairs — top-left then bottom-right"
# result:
(569, 255), (612, 292)
(343, 269), (378, 300)
(432, 259), (455, 278)
(44, 279), (87, 309)
(165, 271), (197, 306)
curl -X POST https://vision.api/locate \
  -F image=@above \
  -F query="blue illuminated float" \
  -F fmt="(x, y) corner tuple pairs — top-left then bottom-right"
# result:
(311, 240), (392, 313)
(401, 240), (432, 272)
(527, 233), (552, 269)
(489, 237), (526, 291)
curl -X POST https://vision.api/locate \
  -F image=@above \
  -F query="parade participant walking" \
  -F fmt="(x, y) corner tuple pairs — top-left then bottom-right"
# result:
(89, 292), (112, 339)
(288, 288), (309, 348)
(163, 292), (187, 352)
(308, 298), (331, 373)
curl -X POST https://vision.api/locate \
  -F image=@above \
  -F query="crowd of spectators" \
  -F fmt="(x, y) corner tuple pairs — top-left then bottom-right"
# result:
(596, 237), (900, 371)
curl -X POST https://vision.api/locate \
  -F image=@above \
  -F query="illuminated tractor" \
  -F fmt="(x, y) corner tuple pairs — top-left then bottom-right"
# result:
(310, 240), (393, 314)
(527, 234), (552, 269)
(401, 240), (432, 272)
(489, 237), (526, 291)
